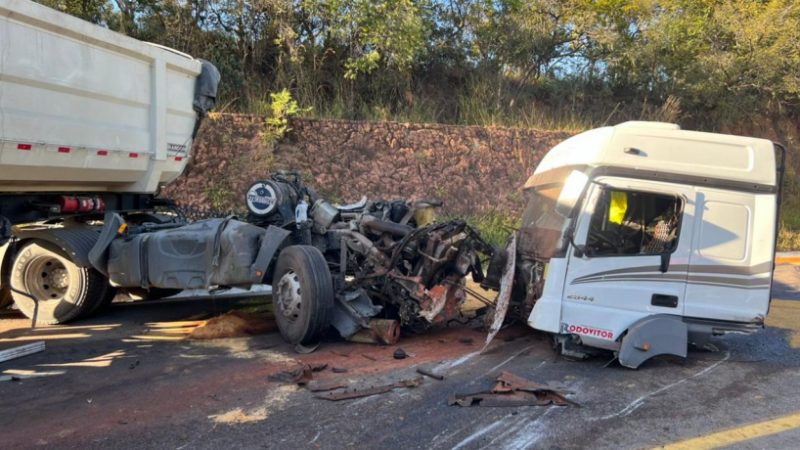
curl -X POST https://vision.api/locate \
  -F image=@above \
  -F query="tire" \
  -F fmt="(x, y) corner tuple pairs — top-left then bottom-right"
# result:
(272, 245), (333, 345)
(83, 283), (118, 316)
(0, 286), (12, 309)
(9, 241), (107, 324)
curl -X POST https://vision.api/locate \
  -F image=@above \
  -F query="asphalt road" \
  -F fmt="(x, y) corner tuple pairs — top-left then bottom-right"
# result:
(1, 267), (800, 449)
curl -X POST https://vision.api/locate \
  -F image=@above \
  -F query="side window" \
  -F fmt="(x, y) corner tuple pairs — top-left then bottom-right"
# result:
(585, 189), (682, 257)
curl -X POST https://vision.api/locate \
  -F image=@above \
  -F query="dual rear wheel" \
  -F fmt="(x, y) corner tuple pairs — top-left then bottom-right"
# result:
(8, 241), (111, 324)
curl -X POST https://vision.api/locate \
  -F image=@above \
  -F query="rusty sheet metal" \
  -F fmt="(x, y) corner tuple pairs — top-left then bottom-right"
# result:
(314, 376), (424, 401)
(449, 370), (577, 407)
(483, 233), (517, 352)
(267, 363), (328, 385)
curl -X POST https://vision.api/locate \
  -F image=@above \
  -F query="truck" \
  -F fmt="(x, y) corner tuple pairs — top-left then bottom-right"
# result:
(0, 0), (224, 322)
(490, 121), (786, 368)
(0, 0), (491, 343)
(1, 1), (786, 369)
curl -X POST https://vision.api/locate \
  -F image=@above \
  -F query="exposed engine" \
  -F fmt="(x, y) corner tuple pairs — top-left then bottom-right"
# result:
(245, 172), (496, 344)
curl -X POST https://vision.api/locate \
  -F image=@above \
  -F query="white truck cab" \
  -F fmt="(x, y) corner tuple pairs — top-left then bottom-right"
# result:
(506, 121), (784, 368)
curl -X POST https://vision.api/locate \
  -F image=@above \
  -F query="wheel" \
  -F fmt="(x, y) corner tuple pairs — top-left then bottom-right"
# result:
(272, 245), (333, 345)
(0, 286), (12, 309)
(83, 283), (118, 316)
(9, 241), (107, 324)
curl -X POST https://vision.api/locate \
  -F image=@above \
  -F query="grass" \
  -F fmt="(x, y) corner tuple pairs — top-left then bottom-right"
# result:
(460, 210), (520, 249)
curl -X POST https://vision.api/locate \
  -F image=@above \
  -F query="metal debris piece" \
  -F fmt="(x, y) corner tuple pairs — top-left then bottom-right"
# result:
(310, 363), (328, 372)
(294, 342), (320, 354)
(393, 348), (407, 359)
(307, 380), (348, 392)
(416, 367), (445, 380)
(361, 353), (377, 361)
(483, 234), (517, 352)
(449, 370), (577, 407)
(0, 341), (45, 363)
(314, 376), (424, 401)
(268, 362), (328, 385)
(331, 367), (348, 373)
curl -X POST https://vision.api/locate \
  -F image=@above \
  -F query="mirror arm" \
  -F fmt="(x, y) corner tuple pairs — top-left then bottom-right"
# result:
(565, 225), (587, 257)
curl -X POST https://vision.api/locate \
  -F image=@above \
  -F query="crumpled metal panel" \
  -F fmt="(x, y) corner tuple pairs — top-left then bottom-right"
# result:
(483, 233), (517, 351)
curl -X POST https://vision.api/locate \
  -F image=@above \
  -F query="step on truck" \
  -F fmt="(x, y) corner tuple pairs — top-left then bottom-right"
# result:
(489, 121), (786, 368)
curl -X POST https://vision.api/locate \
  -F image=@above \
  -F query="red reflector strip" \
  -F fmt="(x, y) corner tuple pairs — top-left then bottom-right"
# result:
(129, 152), (139, 158)
(17, 144), (32, 150)
(58, 147), (70, 153)
(175, 156), (183, 161)
(97, 150), (108, 156)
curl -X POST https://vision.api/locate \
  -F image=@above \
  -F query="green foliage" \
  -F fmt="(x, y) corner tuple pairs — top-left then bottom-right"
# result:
(462, 210), (521, 249)
(38, 0), (800, 247)
(258, 89), (310, 143)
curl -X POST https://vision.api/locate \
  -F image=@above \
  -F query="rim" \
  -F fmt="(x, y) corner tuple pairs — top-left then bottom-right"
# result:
(23, 254), (70, 302)
(276, 270), (302, 324)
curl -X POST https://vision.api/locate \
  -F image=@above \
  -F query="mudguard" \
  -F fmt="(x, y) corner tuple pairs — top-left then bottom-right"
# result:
(618, 314), (688, 369)
(88, 212), (126, 276)
(12, 224), (100, 267)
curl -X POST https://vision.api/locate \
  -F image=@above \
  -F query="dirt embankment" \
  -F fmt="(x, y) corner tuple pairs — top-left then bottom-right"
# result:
(161, 114), (572, 216)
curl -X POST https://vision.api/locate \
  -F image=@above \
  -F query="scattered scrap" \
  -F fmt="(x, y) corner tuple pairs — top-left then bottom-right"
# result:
(393, 348), (407, 360)
(449, 371), (577, 407)
(0, 341), (45, 363)
(416, 366), (445, 380)
(314, 376), (424, 401)
(267, 363), (328, 385)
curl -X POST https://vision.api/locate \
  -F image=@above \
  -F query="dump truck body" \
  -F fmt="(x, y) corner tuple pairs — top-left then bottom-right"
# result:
(0, 0), (208, 194)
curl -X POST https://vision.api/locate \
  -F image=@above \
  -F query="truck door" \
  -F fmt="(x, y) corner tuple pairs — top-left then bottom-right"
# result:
(684, 189), (774, 323)
(561, 177), (695, 348)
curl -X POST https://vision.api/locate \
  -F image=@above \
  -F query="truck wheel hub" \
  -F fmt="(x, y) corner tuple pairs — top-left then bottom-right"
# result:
(277, 271), (302, 321)
(25, 256), (69, 300)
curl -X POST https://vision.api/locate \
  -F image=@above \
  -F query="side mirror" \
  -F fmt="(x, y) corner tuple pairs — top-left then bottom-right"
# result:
(659, 252), (671, 273)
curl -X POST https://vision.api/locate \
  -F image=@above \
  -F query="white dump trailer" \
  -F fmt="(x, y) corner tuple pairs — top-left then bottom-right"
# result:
(0, 0), (213, 194)
(0, 0), (286, 325)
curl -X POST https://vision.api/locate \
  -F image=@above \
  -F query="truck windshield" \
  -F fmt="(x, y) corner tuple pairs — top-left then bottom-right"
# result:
(518, 184), (571, 260)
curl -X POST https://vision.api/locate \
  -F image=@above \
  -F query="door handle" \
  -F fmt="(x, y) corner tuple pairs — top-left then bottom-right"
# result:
(651, 294), (678, 308)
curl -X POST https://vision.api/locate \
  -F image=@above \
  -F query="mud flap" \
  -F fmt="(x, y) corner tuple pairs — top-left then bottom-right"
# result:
(618, 314), (688, 369)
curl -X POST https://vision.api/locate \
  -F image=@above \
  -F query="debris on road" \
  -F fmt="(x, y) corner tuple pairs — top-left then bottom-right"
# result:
(416, 366), (445, 380)
(449, 371), (576, 407)
(188, 311), (274, 340)
(314, 376), (424, 401)
(267, 363), (328, 385)
(393, 348), (408, 359)
(0, 341), (45, 363)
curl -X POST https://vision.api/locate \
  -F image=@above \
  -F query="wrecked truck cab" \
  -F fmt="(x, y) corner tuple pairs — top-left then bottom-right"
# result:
(510, 121), (785, 368)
